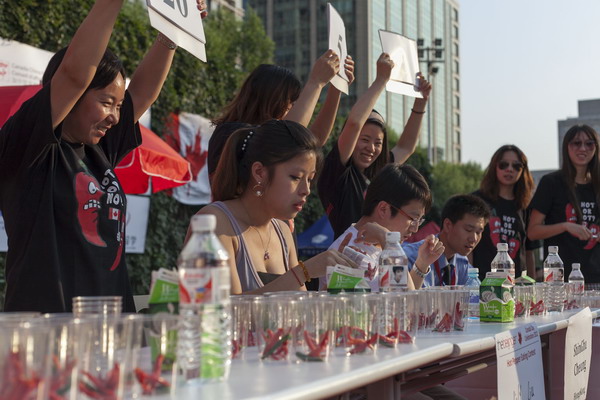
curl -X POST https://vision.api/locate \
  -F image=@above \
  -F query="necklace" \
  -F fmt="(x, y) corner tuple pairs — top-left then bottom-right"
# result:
(249, 225), (272, 260)
(239, 200), (272, 260)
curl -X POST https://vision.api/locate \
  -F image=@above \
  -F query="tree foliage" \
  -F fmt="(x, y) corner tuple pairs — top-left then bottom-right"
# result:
(430, 161), (484, 218)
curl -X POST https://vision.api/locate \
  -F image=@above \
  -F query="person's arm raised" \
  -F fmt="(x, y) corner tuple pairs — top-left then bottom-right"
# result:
(285, 49), (339, 128)
(128, 0), (207, 122)
(391, 73), (431, 164)
(308, 56), (355, 146)
(337, 53), (393, 165)
(50, 0), (125, 129)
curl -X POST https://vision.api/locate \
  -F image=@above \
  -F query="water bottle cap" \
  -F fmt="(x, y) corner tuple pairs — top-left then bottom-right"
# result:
(386, 231), (401, 242)
(190, 214), (216, 232)
(548, 245), (559, 253)
(572, 263), (581, 269)
(496, 242), (508, 251)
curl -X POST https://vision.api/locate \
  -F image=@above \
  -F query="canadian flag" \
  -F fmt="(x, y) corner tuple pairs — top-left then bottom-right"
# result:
(109, 208), (120, 221)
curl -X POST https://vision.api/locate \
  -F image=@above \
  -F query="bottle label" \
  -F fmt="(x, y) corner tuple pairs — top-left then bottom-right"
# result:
(380, 265), (406, 290)
(544, 267), (564, 282)
(179, 267), (230, 305)
(571, 281), (584, 295)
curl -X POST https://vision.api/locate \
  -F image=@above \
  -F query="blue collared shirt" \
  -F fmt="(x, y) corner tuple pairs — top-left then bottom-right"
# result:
(402, 239), (471, 287)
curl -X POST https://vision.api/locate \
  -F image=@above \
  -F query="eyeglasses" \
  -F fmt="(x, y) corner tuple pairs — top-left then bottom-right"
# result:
(389, 204), (425, 227)
(497, 161), (524, 171)
(568, 140), (596, 150)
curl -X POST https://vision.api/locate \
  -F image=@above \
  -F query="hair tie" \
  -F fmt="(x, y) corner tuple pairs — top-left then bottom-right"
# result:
(241, 130), (255, 153)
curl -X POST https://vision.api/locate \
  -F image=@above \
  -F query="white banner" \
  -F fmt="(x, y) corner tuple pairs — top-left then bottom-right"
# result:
(146, 0), (206, 61)
(165, 112), (213, 205)
(495, 323), (546, 400)
(327, 3), (349, 94)
(564, 307), (593, 400)
(0, 38), (54, 86)
(0, 195), (149, 254)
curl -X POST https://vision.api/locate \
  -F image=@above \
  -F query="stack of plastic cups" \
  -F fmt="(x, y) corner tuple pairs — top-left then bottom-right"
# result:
(72, 296), (122, 317)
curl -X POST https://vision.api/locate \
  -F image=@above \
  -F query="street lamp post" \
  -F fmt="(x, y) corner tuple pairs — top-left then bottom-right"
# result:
(417, 38), (444, 164)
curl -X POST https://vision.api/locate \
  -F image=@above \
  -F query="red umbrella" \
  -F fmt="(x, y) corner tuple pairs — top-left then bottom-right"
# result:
(0, 85), (191, 194)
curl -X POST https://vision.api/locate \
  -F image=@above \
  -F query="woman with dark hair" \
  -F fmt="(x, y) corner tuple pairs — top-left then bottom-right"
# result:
(196, 119), (356, 294)
(0, 0), (207, 312)
(207, 50), (354, 177)
(529, 124), (600, 282)
(472, 145), (538, 280)
(318, 53), (432, 238)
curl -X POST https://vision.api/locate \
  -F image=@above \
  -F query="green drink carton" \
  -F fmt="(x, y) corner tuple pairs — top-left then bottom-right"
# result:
(326, 264), (371, 293)
(514, 271), (536, 286)
(480, 272), (515, 322)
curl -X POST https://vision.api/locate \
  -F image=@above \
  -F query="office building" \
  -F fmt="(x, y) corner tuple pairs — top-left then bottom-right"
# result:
(247, 0), (461, 163)
(558, 99), (600, 167)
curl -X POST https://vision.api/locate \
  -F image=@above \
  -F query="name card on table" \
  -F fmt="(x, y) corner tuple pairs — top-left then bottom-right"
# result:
(564, 307), (593, 400)
(146, 0), (206, 61)
(495, 323), (545, 400)
(327, 3), (349, 94)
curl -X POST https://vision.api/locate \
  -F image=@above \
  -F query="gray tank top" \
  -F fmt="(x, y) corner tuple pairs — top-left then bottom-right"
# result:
(212, 201), (290, 292)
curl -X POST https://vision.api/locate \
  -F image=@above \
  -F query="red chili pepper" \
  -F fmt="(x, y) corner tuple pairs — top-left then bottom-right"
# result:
(515, 301), (526, 317)
(304, 330), (319, 352)
(433, 313), (453, 332)
(0, 351), (42, 400)
(529, 299), (545, 315)
(397, 330), (413, 343)
(427, 310), (439, 327)
(134, 354), (171, 395)
(231, 339), (241, 359)
(418, 313), (427, 329)
(348, 333), (378, 354)
(79, 363), (120, 400)
(454, 301), (465, 331)
(49, 356), (76, 399)
(261, 329), (291, 360)
(378, 334), (396, 347)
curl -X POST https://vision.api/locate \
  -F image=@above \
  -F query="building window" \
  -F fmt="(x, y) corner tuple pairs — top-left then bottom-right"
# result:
(454, 95), (460, 109)
(453, 8), (459, 22)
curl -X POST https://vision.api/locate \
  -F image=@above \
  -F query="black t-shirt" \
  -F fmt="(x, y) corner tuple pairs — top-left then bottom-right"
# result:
(0, 84), (140, 312)
(529, 171), (600, 282)
(207, 121), (252, 178)
(471, 190), (541, 280)
(318, 145), (388, 239)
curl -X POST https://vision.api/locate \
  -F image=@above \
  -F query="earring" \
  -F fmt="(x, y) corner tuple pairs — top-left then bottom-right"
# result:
(253, 182), (264, 197)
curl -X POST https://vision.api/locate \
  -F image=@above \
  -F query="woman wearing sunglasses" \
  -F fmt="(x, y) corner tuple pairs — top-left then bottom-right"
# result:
(529, 125), (600, 282)
(472, 145), (537, 281)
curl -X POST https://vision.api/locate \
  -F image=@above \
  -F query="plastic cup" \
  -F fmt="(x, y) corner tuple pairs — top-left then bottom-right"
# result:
(294, 297), (335, 362)
(514, 286), (533, 318)
(254, 297), (298, 362)
(77, 314), (144, 399)
(430, 290), (456, 333)
(335, 294), (379, 356)
(530, 283), (548, 316)
(231, 296), (252, 360)
(451, 289), (470, 331)
(130, 313), (180, 398)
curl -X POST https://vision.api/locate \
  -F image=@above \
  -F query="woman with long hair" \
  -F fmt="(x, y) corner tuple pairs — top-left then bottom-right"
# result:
(529, 124), (600, 282)
(207, 51), (354, 178)
(197, 120), (356, 294)
(0, 0), (207, 312)
(318, 53), (431, 238)
(472, 145), (538, 280)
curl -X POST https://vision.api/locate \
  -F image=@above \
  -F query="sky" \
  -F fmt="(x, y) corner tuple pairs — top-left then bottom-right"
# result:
(459, 0), (600, 171)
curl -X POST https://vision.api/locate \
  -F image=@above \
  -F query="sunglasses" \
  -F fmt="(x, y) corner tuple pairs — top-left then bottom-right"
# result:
(497, 161), (524, 171)
(568, 140), (596, 150)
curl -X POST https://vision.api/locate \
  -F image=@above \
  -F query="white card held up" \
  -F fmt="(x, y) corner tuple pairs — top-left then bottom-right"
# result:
(327, 3), (348, 95)
(146, 0), (206, 62)
(378, 30), (422, 98)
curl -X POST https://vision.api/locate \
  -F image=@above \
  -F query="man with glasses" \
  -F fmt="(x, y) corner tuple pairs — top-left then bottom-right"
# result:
(321, 164), (444, 291)
(403, 194), (491, 287)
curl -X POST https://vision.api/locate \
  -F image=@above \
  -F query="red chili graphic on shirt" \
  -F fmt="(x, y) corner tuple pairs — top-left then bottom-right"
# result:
(489, 216), (501, 245)
(584, 223), (599, 250)
(508, 238), (520, 259)
(565, 203), (578, 223)
(75, 172), (106, 247)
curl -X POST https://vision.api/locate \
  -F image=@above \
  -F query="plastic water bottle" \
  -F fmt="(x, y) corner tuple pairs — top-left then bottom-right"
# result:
(177, 214), (231, 382)
(466, 267), (481, 319)
(490, 242), (515, 278)
(543, 246), (565, 313)
(568, 263), (585, 295)
(379, 232), (408, 292)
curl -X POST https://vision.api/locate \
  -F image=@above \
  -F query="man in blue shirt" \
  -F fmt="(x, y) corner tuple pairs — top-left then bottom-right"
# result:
(403, 194), (491, 287)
